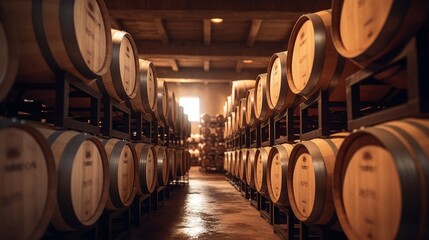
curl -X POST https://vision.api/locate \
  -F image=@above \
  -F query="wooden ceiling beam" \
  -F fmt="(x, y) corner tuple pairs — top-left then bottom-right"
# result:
(106, 0), (331, 13)
(153, 18), (169, 44)
(247, 19), (262, 46)
(203, 60), (210, 72)
(156, 67), (263, 80)
(169, 59), (179, 71)
(203, 19), (211, 45)
(109, 10), (303, 21)
(136, 40), (282, 60)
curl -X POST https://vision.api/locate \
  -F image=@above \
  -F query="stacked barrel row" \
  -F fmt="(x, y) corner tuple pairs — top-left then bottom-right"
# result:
(0, 0), (191, 137)
(0, 0), (192, 239)
(0, 118), (191, 239)
(199, 113), (226, 171)
(224, 1), (429, 240)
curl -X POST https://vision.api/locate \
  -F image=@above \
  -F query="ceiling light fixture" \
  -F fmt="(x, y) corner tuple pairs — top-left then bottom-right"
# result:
(210, 18), (223, 23)
(243, 59), (253, 63)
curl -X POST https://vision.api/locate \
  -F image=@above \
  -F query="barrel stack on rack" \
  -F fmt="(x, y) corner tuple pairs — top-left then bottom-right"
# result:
(223, 1), (429, 240)
(0, 0), (192, 239)
(199, 113), (226, 172)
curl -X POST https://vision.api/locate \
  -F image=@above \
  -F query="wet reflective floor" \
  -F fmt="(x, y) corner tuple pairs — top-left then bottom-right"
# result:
(130, 167), (281, 240)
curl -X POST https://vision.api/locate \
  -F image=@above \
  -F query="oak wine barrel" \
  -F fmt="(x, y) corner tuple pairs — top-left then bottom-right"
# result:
(254, 74), (273, 122)
(238, 148), (248, 181)
(238, 98), (247, 130)
(129, 59), (157, 114)
(0, 16), (18, 101)
(286, 10), (360, 102)
(184, 151), (191, 172)
(254, 147), (272, 194)
(153, 79), (169, 123)
(216, 114), (224, 123)
(266, 143), (294, 206)
(287, 132), (349, 225)
(1, 0), (112, 83)
(201, 113), (211, 124)
(230, 150), (237, 177)
(334, 118), (429, 240)
(153, 146), (170, 186)
(134, 143), (157, 194)
(201, 155), (211, 168)
(224, 151), (230, 172)
(227, 96), (232, 115)
(166, 90), (177, 129)
(266, 51), (297, 112)
(234, 150), (241, 177)
(331, 0), (429, 67)
(175, 105), (184, 134)
(245, 88), (259, 128)
(39, 129), (109, 231)
(0, 119), (56, 240)
(167, 148), (177, 181)
(246, 148), (257, 187)
(96, 29), (138, 102)
(175, 149), (185, 177)
(102, 139), (138, 210)
(231, 80), (256, 108)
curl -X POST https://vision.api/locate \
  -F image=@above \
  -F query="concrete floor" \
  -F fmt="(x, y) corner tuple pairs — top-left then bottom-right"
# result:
(130, 166), (281, 240)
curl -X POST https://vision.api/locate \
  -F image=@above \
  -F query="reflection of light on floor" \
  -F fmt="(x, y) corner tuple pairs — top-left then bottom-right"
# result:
(181, 187), (207, 239)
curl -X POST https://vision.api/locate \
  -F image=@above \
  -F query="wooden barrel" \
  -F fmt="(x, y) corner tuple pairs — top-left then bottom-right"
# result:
(334, 118), (429, 240)
(287, 133), (349, 225)
(266, 51), (297, 112)
(266, 143), (294, 206)
(167, 148), (177, 181)
(331, 0), (429, 67)
(153, 79), (169, 123)
(96, 29), (138, 102)
(215, 143), (226, 154)
(246, 148), (257, 187)
(223, 101), (228, 119)
(0, 16), (18, 101)
(216, 114), (224, 123)
(235, 150), (242, 177)
(39, 129), (109, 231)
(0, 119), (56, 240)
(201, 127), (211, 139)
(254, 147), (272, 194)
(238, 149), (248, 181)
(201, 113), (211, 124)
(1, 0), (112, 83)
(231, 80), (256, 107)
(286, 10), (360, 101)
(175, 105), (184, 134)
(102, 139), (138, 210)
(245, 88), (259, 128)
(224, 151), (230, 172)
(184, 151), (191, 172)
(129, 59), (157, 114)
(254, 74), (273, 122)
(166, 90), (177, 129)
(153, 146), (169, 186)
(227, 95), (233, 115)
(238, 98), (248, 130)
(226, 116), (231, 138)
(230, 112), (236, 136)
(201, 155), (211, 168)
(230, 150), (237, 177)
(175, 149), (185, 177)
(134, 143), (157, 194)
(215, 155), (224, 169)
(216, 127), (224, 138)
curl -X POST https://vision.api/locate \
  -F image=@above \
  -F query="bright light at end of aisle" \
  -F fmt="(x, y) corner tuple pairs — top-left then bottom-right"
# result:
(179, 97), (200, 122)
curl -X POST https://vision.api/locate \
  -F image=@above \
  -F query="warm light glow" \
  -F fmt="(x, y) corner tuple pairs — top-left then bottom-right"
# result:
(210, 18), (223, 23)
(179, 97), (200, 122)
(243, 59), (253, 63)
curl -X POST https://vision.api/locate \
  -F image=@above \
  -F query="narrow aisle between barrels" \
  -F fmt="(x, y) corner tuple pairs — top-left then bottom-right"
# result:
(130, 167), (280, 240)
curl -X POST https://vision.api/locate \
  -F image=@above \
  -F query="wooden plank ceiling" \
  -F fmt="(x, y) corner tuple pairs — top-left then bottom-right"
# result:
(105, 0), (331, 83)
